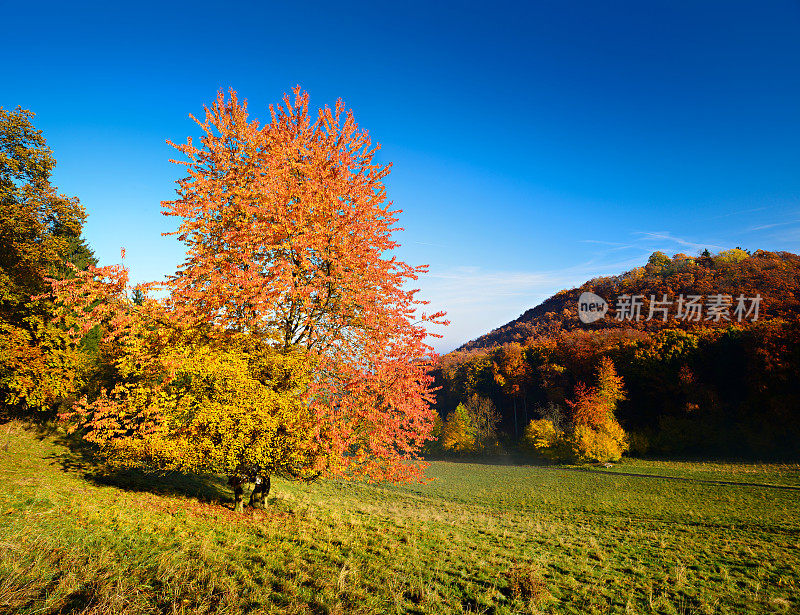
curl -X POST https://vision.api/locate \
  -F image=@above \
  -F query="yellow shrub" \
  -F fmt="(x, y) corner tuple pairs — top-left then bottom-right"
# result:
(522, 418), (576, 461)
(570, 420), (628, 463)
(441, 403), (478, 453)
(523, 419), (560, 451)
(85, 342), (320, 480)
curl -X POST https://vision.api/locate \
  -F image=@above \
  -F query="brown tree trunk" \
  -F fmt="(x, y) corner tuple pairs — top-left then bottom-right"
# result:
(513, 396), (518, 439)
(228, 475), (245, 513)
(523, 387), (528, 425)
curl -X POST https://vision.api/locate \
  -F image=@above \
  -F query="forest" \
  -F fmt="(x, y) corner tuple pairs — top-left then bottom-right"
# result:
(433, 250), (800, 459)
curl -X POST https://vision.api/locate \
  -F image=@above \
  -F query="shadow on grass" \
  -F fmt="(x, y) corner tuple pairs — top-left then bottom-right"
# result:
(423, 449), (554, 467)
(43, 429), (233, 506)
(565, 464), (800, 491)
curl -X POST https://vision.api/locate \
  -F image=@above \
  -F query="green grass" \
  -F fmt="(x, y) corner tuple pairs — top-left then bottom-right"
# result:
(1, 422), (798, 614)
(579, 458), (800, 488)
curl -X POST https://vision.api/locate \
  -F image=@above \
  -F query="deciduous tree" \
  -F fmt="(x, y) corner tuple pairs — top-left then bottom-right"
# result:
(492, 342), (527, 437)
(0, 107), (95, 414)
(52, 263), (319, 511)
(54, 88), (446, 505)
(465, 394), (501, 451)
(160, 88), (446, 483)
(441, 403), (477, 453)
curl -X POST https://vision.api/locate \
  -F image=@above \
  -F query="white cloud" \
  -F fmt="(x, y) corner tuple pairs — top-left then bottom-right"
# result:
(417, 257), (645, 353)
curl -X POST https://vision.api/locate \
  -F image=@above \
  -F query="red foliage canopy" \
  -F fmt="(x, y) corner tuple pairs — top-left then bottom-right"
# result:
(160, 88), (447, 481)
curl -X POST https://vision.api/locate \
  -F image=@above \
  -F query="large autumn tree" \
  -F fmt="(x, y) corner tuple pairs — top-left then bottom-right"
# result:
(161, 88), (446, 483)
(55, 87), (445, 504)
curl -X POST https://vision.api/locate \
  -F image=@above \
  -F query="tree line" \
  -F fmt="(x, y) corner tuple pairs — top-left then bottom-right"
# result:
(433, 315), (800, 460)
(459, 249), (800, 352)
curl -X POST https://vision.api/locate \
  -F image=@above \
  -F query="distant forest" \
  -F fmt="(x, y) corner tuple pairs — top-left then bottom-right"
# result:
(433, 250), (800, 458)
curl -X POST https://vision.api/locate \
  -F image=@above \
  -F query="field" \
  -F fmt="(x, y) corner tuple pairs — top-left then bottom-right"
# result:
(1, 422), (799, 614)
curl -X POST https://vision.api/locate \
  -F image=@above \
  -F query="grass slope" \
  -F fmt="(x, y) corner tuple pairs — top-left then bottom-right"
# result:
(1, 422), (798, 614)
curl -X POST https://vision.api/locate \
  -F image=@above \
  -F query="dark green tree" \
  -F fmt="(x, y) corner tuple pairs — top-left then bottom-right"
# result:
(0, 107), (96, 414)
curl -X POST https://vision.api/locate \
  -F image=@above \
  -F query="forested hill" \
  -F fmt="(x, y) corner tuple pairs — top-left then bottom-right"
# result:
(457, 249), (800, 352)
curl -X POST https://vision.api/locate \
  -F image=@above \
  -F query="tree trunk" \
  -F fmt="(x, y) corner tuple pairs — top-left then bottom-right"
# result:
(249, 474), (271, 508)
(523, 387), (528, 426)
(228, 475), (245, 513)
(513, 397), (518, 439)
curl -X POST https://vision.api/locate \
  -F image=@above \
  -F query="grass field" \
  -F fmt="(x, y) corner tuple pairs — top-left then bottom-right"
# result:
(1, 421), (798, 614)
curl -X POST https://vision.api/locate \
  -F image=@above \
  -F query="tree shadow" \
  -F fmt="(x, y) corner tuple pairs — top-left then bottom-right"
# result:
(44, 430), (233, 506)
(423, 449), (554, 467)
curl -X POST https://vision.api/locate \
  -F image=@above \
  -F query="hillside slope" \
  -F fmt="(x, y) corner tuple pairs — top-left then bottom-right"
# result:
(458, 249), (800, 351)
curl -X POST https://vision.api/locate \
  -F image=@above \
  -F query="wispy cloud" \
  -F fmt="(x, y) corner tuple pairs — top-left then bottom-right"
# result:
(746, 219), (800, 232)
(421, 229), (742, 352)
(419, 266), (571, 352)
(426, 268), (561, 303)
(419, 253), (651, 352)
(579, 239), (628, 246)
(766, 226), (800, 245)
(632, 231), (723, 252)
(579, 239), (639, 253)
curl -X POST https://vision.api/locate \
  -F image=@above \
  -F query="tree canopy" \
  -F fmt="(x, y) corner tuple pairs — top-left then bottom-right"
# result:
(0, 107), (95, 414)
(51, 88), (447, 496)
(158, 88), (446, 482)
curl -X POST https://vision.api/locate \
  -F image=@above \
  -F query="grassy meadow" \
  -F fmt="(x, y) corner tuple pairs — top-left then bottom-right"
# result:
(1, 421), (799, 614)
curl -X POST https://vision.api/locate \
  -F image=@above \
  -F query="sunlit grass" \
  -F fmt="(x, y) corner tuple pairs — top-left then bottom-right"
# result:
(1, 421), (798, 614)
(584, 457), (800, 487)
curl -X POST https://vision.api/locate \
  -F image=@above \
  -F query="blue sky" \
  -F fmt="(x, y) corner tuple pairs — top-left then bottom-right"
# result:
(4, 1), (800, 352)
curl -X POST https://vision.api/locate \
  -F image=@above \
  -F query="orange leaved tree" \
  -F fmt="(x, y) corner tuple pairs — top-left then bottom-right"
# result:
(524, 357), (628, 463)
(161, 87), (446, 484)
(50, 89), (446, 508)
(565, 357), (628, 462)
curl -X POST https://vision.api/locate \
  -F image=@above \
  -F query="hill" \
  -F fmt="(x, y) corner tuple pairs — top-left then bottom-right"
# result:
(434, 249), (800, 458)
(457, 249), (800, 351)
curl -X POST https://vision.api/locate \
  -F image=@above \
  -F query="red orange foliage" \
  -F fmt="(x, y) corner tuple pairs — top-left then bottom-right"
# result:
(53, 88), (447, 483)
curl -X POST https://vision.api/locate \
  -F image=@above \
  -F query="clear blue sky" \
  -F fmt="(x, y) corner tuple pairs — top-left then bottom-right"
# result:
(5, 1), (800, 352)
